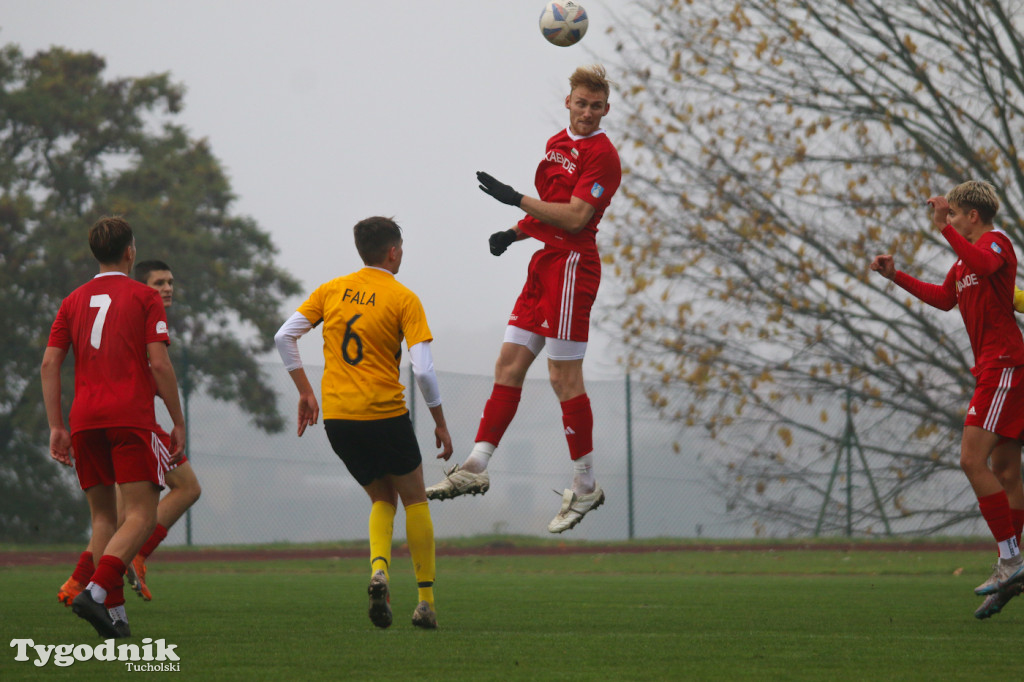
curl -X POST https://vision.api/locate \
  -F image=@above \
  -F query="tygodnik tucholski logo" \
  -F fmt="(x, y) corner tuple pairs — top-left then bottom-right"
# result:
(10, 637), (181, 670)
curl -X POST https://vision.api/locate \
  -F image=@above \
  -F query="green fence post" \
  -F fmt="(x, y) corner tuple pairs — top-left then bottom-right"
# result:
(846, 417), (853, 537)
(626, 371), (635, 540)
(183, 343), (193, 547)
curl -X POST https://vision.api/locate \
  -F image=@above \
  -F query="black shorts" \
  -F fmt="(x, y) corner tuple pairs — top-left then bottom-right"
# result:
(324, 413), (422, 487)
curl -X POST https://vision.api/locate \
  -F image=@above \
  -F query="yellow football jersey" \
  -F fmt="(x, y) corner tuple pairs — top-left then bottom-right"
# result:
(1016, 286), (1024, 314)
(297, 267), (432, 420)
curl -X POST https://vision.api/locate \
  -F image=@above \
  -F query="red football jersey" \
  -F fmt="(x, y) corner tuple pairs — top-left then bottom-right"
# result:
(518, 127), (621, 253)
(895, 227), (1024, 376)
(47, 272), (170, 433)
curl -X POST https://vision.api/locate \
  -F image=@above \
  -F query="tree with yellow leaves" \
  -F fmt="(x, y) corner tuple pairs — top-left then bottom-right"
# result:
(601, 0), (1024, 536)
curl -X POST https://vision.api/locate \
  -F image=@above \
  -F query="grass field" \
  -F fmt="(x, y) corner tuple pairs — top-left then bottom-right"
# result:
(0, 542), (1017, 681)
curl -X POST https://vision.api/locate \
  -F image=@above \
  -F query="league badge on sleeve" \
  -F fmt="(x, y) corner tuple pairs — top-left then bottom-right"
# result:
(991, 242), (1002, 254)
(591, 183), (604, 198)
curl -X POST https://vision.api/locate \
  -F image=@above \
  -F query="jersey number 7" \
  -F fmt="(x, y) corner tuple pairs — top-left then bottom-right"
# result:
(89, 294), (112, 349)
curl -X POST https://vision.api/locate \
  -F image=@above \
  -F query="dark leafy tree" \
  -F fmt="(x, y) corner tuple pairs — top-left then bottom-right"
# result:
(0, 45), (301, 542)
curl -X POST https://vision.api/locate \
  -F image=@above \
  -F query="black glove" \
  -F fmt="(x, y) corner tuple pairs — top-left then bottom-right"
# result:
(489, 229), (517, 256)
(477, 171), (523, 207)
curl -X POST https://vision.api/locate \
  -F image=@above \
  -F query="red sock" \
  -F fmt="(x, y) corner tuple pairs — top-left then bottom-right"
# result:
(1012, 509), (1024, 547)
(139, 524), (168, 558)
(71, 551), (94, 584)
(90, 555), (126, 594)
(474, 384), (522, 446)
(560, 394), (593, 460)
(978, 492), (1016, 544)
(103, 583), (125, 609)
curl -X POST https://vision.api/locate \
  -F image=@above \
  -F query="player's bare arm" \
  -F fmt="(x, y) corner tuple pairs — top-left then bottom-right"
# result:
(287, 367), (320, 437)
(520, 194), (596, 234)
(926, 195), (950, 229)
(870, 254), (896, 280)
(428, 404), (454, 460)
(148, 341), (186, 459)
(274, 310), (320, 436)
(40, 345), (73, 466)
(477, 171), (595, 234)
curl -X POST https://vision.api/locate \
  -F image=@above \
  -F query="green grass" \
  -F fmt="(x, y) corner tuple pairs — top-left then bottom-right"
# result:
(0, 546), (1015, 681)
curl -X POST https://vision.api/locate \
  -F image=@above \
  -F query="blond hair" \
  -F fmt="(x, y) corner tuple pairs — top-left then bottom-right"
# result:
(946, 180), (1000, 224)
(569, 64), (610, 99)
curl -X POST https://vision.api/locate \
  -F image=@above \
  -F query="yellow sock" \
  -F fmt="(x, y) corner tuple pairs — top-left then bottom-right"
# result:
(405, 501), (435, 607)
(368, 501), (396, 580)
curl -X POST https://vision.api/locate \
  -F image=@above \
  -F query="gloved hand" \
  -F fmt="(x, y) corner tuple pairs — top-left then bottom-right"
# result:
(477, 171), (523, 208)
(489, 229), (517, 256)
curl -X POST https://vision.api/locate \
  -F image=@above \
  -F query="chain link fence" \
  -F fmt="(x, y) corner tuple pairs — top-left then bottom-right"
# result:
(156, 362), (728, 546)
(157, 362), (986, 547)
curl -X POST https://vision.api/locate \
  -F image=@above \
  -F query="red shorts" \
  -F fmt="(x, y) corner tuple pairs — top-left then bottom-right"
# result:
(965, 366), (1024, 440)
(154, 426), (187, 471)
(72, 427), (167, 490)
(509, 246), (600, 342)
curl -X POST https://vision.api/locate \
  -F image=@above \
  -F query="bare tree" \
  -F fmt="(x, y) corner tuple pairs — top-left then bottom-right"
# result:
(600, 0), (1024, 536)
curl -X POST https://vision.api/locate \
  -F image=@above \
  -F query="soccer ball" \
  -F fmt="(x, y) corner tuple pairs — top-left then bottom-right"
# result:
(538, 2), (589, 47)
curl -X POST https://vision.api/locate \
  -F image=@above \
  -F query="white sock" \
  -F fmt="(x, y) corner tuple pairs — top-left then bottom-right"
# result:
(572, 453), (595, 495)
(108, 605), (127, 623)
(999, 536), (1020, 560)
(462, 442), (495, 474)
(87, 581), (107, 604)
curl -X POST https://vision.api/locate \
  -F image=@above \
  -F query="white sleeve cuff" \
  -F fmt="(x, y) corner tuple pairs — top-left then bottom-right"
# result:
(274, 311), (313, 372)
(409, 341), (442, 407)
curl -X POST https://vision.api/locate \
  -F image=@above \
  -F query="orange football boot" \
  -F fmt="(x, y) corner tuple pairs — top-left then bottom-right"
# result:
(125, 554), (152, 601)
(57, 577), (86, 607)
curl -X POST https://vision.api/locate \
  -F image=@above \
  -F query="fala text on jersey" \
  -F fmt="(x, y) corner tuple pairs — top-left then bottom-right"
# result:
(545, 150), (577, 174)
(342, 288), (376, 306)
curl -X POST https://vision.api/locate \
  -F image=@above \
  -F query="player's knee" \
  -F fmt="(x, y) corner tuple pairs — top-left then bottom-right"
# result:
(958, 453), (971, 474)
(960, 451), (986, 477)
(172, 473), (202, 504)
(548, 373), (569, 397)
(494, 357), (528, 385)
(186, 482), (202, 505)
(494, 357), (513, 382)
(547, 365), (584, 400)
(123, 506), (158, 532)
(992, 464), (1020, 488)
(167, 467), (201, 504)
(91, 515), (117, 536)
